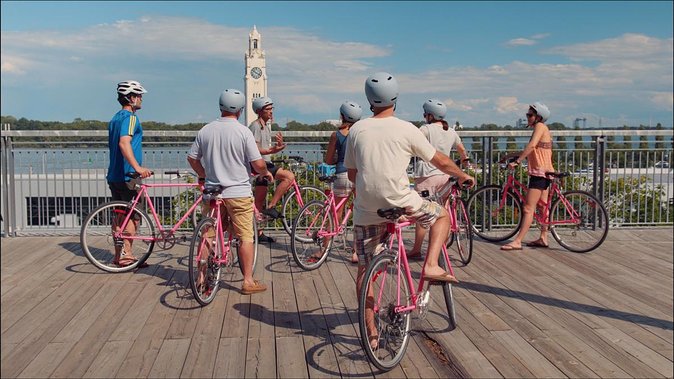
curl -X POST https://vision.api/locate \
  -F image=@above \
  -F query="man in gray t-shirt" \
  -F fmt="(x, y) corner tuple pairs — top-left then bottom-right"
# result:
(188, 88), (273, 295)
(248, 96), (296, 243)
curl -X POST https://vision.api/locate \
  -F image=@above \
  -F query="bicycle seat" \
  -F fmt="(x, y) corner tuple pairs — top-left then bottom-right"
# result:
(546, 172), (570, 179)
(319, 175), (337, 183)
(203, 185), (224, 195)
(377, 207), (406, 220)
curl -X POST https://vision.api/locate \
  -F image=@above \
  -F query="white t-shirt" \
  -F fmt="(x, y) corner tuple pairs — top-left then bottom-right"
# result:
(344, 116), (437, 225)
(415, 123), (462, 178)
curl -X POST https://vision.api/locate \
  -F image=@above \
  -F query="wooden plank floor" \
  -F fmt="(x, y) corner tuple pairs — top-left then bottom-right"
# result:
(1, 227), (672, 378)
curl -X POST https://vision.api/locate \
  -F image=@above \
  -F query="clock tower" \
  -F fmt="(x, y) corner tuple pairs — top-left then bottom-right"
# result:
(244, 25), (268, 126)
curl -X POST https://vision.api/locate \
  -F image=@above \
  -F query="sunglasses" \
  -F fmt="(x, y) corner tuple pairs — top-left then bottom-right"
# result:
(526, 112), (535, 117)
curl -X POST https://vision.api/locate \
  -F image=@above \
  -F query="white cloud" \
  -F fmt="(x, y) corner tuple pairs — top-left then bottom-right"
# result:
(650, 92), (673, 111)
(506, 38), (536, 47)
(495, 97), (520, 113)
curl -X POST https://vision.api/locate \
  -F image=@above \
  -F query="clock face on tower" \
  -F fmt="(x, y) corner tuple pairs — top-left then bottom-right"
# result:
(251, 67), (262, 79)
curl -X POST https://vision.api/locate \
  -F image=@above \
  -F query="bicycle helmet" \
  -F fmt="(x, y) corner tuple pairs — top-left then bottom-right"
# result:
(529, 102), (550, 122)
(117, 80), (147, 96)
(219, 88), (245, 113)
(364, 72), (398, 107)
(422, 99), (447, 120)
(252, 96), (274, 113)
(339, 101), (363, 123)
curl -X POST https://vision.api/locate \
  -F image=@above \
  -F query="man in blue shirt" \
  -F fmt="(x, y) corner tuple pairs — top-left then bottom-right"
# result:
(107, 80), (152, 267)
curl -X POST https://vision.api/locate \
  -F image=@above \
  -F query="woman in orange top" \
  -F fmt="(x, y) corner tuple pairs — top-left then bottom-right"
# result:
(501, 102), (554, 250)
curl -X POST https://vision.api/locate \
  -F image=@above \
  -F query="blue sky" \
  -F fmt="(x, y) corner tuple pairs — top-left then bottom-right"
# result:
(1, 1), (672, 128)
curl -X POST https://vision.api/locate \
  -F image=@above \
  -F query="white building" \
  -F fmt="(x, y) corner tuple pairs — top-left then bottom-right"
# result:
(244, 26), (268, 126)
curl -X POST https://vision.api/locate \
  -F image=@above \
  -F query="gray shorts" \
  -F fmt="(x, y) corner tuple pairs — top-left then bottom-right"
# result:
(331, 172), (354, 197)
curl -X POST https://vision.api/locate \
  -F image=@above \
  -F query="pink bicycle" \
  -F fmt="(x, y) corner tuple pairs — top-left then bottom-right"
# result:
(358, 206), (458, 371)
(467, 156), (609, 252)
(80, 171), (204, 272)
(290, 175), (354, 270)
(188, 185), (259, 305)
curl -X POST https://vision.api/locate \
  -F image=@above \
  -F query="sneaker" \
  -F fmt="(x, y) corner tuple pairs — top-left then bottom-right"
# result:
(261, 207), (282, 219)
(241, 280), (267, 295)
(258, 233), (275, 244)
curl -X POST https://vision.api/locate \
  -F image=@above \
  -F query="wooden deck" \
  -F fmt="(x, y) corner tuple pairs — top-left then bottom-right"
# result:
(1, 228), (672, 378)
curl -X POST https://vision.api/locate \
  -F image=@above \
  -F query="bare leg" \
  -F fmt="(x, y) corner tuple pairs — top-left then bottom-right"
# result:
(410, 222), (427, 256)
(422, 208), (450, 277)
(253, 185), (267, 212)
(238, 241), (256, 286)
(356, 264), (377, 347)
(508, 188), (544, 248)
(268, 168), (294, 208)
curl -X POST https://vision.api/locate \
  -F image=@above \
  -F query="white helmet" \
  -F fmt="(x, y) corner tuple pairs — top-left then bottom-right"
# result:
(219, 89), (245, 113)
(364, 72), (398, 107)
(529, 102), (550, 122)
(422, 99), (447, 120)
(252, 96), (274, 113)
(117, 80), (147, 96)
(340, 101), (362, 123)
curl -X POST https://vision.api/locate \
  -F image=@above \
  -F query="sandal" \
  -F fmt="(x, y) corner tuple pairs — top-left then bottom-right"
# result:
(525, 239), (549, 248)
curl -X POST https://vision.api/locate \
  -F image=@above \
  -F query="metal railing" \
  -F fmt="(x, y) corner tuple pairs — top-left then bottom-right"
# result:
(1, 128), (672, 236)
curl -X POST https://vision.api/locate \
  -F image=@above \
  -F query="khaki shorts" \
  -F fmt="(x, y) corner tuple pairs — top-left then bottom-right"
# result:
(354, 199), (444, 263)
(202, 197), (255, 243)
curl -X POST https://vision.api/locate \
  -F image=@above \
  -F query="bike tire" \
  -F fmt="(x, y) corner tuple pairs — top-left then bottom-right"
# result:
(189, 218), (222, 306)
(290, 200), (334, 270)
(80, 201), (155, 273)
(550, 191), (609, 253)
(454, 198), (474, 265)
(467, 185), (522, 242)
(438, 250), (457, 331)
(281, 185), (327, 237)
(358, 252), (411, 371)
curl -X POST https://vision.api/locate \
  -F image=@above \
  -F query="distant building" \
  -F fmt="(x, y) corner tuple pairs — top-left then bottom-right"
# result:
(244, 25), (268, 126)
(324, 119), (341, 127)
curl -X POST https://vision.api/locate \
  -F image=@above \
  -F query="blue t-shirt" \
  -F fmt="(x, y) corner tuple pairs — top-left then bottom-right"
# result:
(106, 109), (143, 183)
(335, 131), (349, 174)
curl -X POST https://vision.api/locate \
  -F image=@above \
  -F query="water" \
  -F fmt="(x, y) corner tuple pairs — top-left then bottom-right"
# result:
(12, 144), (325, 175)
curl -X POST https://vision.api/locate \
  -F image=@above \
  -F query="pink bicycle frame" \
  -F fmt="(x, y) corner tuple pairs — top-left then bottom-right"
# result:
(114, 181), (202, 242)
(373, 219), (455, 315)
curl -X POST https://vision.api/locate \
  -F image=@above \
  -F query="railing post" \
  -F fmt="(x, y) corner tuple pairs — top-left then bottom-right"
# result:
(594, 135), (606, 204)
(1, 123), (16, 237)
(483, 136), (492, 186)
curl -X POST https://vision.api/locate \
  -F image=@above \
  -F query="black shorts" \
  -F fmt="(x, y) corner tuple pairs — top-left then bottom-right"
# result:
(252, 161), (280, 186)
(108, 182), (138, 201)
(528, 176), (551, 190)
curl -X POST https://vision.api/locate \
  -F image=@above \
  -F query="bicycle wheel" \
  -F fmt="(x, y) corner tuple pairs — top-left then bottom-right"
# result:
(453, 198), (474, 265)
(189, 218), (222, 306)
(290, 200), (334, 270)
(281, 185), (327, 237)
(80, 201), (155, 273)
(359, 252), (411, 371)
(550, 191), (609, 253)
(438, 250), (457, 331)
(467, 185), (522, 242)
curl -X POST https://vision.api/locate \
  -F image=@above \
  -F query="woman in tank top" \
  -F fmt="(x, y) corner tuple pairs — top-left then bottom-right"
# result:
(323, 101), (363, 263)
(501, 102), (555, 251)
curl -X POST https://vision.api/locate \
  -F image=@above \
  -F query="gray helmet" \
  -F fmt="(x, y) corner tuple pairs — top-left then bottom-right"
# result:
(252, 96), (274, 113)
(364, 72), (398, 107)
(340, 101), (363, 123)
(117, 80), (147, 96)
(529, 102), (550, 122)
(219, 89), (245, 113)
(422, 99), (447, 120)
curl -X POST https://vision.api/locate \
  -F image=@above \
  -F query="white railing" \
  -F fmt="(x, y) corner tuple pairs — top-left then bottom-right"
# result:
(1, 128), (672, 236)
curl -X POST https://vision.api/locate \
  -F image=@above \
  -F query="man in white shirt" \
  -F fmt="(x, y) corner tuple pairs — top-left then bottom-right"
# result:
(345, 72), (474, 346)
